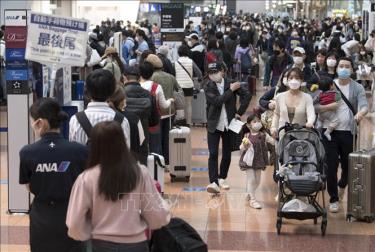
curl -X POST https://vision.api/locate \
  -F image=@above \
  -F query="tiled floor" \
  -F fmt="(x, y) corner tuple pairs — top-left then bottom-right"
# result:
(1, 88), (375, 251)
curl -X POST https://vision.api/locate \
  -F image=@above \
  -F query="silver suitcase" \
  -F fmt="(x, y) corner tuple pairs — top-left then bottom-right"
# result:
(347, 123), (375, 223)
(147, 153), (166, 193)
(191, 89), (207, 126)
(169, 126), (192, 182)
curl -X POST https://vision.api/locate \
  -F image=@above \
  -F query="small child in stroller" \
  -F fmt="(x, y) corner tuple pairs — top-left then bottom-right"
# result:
(239, 113), (275, 209)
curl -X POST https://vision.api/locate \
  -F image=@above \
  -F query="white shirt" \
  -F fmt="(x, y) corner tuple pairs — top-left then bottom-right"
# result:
(216, 79), (229, 132)
(69, 102), (131, 148)
(140, 80), (172, 119)
(334, 81), (351, 131)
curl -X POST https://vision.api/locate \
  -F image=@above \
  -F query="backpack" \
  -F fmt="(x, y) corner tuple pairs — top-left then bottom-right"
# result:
(75, 111), (124, 145)
(147, 39), (156, 53)
(150, 217), (208, 252)
(240, 48), (252, 74)
(205, 51), (218, 64)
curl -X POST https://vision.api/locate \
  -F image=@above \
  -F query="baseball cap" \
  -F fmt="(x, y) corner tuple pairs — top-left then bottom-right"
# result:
(207, 62), (223, 73)
(185, 33), (199, 40)
(293, 47), (306, 54)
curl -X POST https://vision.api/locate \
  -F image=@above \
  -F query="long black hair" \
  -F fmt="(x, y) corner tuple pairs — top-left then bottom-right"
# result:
(29, 98), (68, 129)
(88, 121), (140, 202)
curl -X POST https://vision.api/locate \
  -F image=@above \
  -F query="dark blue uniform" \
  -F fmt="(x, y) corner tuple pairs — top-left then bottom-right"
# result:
(19, 132), (88, 252)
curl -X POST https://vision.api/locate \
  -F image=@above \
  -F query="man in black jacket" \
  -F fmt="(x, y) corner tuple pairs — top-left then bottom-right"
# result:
(123, 66), (154, 165)
(186, 33), (206, 74)
(204, 62), (251, 194)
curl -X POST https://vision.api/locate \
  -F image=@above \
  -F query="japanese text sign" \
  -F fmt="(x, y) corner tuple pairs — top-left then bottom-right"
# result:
(25, 12), (89, 66)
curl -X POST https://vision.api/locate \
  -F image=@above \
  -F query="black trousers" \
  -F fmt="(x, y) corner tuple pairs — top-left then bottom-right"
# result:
(92, 239), (149, 252)
(30, 201), (83, 252)
(160, 116), (174, 165)
(322, 130), (353, 203)
(207, 129), (232, 185)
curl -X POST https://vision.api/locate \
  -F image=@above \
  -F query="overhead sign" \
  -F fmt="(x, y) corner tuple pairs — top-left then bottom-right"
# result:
(5, 26), (27, 48)
(6, 48), (26, 61)
(25, 12), (89, 66)
(4, 10), (27, 26)
(161, 3), (184, 32)
(5, 69), (28, 81)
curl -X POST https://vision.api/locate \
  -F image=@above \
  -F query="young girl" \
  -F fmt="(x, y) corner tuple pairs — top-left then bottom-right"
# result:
(240, 113), (274, 209)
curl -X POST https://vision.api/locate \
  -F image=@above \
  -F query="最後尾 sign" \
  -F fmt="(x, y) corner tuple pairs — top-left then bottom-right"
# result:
(4, 10), (27, 26)
(160, 3), (184, 32)
(25, 12), (89, 66)
(5, 26), (27, 48)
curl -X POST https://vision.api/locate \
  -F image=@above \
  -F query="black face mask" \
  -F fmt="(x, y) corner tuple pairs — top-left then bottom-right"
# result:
(274, 50), (281, 55)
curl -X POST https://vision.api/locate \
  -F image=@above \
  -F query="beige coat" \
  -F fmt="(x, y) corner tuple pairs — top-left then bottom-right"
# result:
(271, 91), (316, 133)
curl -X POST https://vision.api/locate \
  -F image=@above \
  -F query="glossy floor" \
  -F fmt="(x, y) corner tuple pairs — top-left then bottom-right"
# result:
(1, 89), (375, 252)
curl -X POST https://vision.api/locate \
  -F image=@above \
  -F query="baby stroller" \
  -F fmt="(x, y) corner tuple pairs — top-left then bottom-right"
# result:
(275, 123), (327, 236)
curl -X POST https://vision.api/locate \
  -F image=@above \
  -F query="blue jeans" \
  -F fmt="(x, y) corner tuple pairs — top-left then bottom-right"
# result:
(207, 129), (232, 185)
(160, 116), (174, 165)
(91, 239), (149, 252)
(149, 128), (162, 155)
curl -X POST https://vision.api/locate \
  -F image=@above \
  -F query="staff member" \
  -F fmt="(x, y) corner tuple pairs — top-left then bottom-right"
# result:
(19, 98), (88, 252)
(205, 62), (251, 194)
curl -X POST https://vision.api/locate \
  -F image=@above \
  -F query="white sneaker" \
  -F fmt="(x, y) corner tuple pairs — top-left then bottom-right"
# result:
(250, 199), (262, 209)
(339, 187), (345, 201)
(329, 202), (339, 213)
(207, 182), (220, 194)
(218, 179), (230, 190)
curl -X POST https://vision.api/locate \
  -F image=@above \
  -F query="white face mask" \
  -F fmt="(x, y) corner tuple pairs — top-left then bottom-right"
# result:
(251, 122), (263, 131)
(327, 58), (337, 67)
(293, 56), (304, 65)
(209, 72), (222, 83)
(288, 79), (302, 90)
(187, 41), (193, 47)
(360, 51), (366, 55)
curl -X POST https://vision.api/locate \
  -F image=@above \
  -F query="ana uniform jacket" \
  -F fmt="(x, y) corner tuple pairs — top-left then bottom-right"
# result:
(204, 78), (251, 134)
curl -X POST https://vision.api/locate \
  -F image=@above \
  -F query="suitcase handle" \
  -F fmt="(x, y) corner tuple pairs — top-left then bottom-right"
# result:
(353, 122), (360, 152)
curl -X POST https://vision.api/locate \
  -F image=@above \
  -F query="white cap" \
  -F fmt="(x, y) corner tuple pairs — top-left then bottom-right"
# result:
(293, 47), (306, 54)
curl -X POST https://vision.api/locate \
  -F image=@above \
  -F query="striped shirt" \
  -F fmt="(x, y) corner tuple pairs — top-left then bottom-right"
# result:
(69, 102), (131, 148)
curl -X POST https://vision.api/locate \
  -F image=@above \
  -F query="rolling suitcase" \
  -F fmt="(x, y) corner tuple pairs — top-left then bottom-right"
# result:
(191, 89), (207, 126)
(346, 124), (375, 223)
(147, 153), (166, 193)
(247, 75), (257, 95)
(169, 126), (192, 182)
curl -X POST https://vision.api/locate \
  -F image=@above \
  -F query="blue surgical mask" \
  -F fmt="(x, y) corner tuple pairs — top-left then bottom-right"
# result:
(337, 68), (351, 79)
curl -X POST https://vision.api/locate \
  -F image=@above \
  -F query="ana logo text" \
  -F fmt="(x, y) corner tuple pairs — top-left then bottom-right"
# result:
(35, 161), (71, 173)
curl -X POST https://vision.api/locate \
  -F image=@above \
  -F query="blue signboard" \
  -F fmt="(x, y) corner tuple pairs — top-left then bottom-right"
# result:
(6, 69), (28, 81)
(6, 60), (28, 70)
(5, 48), (26, 61)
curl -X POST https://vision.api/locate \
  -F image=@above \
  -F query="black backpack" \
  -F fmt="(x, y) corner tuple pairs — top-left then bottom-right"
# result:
(150, 217), (208, 252)
(75, 111), (124, 145)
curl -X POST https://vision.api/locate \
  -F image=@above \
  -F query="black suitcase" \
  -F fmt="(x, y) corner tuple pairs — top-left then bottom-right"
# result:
(150, 218), (207, 252)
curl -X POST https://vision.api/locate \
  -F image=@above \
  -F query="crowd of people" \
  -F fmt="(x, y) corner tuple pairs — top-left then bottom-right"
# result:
(7, 11), (375, 252)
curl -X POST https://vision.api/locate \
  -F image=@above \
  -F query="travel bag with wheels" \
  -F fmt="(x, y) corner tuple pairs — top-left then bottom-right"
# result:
(147, 153), (166, 193)
(191, 89), (207, 126)
(347, 123), (375, 223)
(169, 125), (192, 182)
(247, 75), (257, 95)
(150, 217), (208, 252)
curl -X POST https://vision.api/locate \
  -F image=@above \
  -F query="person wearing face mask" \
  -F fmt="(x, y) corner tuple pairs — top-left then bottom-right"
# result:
(204, 62), (251, 194)
(270, 67), (316, 139)
(286, 30), (302, 55)
(263, 40), (293, 89)
(186, 33), (206, 74)
(315, 57), (368, 213)
(135, 29), (149, 63)
(355, 46), (373, 90)
(101, 47), (125, 83)
(308, 51), (337, 93)
(256, 30), (270, 81)
(19, 98), (88, 252)
(286, 47), (312, 87)
(239, 113), (275, 209)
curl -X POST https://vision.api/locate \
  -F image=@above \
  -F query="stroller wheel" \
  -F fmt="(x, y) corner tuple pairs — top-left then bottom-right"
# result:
(321, 220), (327, 236)
(276, 218), (282, 235)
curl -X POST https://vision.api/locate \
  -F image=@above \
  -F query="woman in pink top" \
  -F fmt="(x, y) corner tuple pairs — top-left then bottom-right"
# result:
(66, 121), (171, 252)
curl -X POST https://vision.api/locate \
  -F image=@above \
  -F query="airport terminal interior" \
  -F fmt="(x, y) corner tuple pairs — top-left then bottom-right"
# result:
(1, 0), (375, 251)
